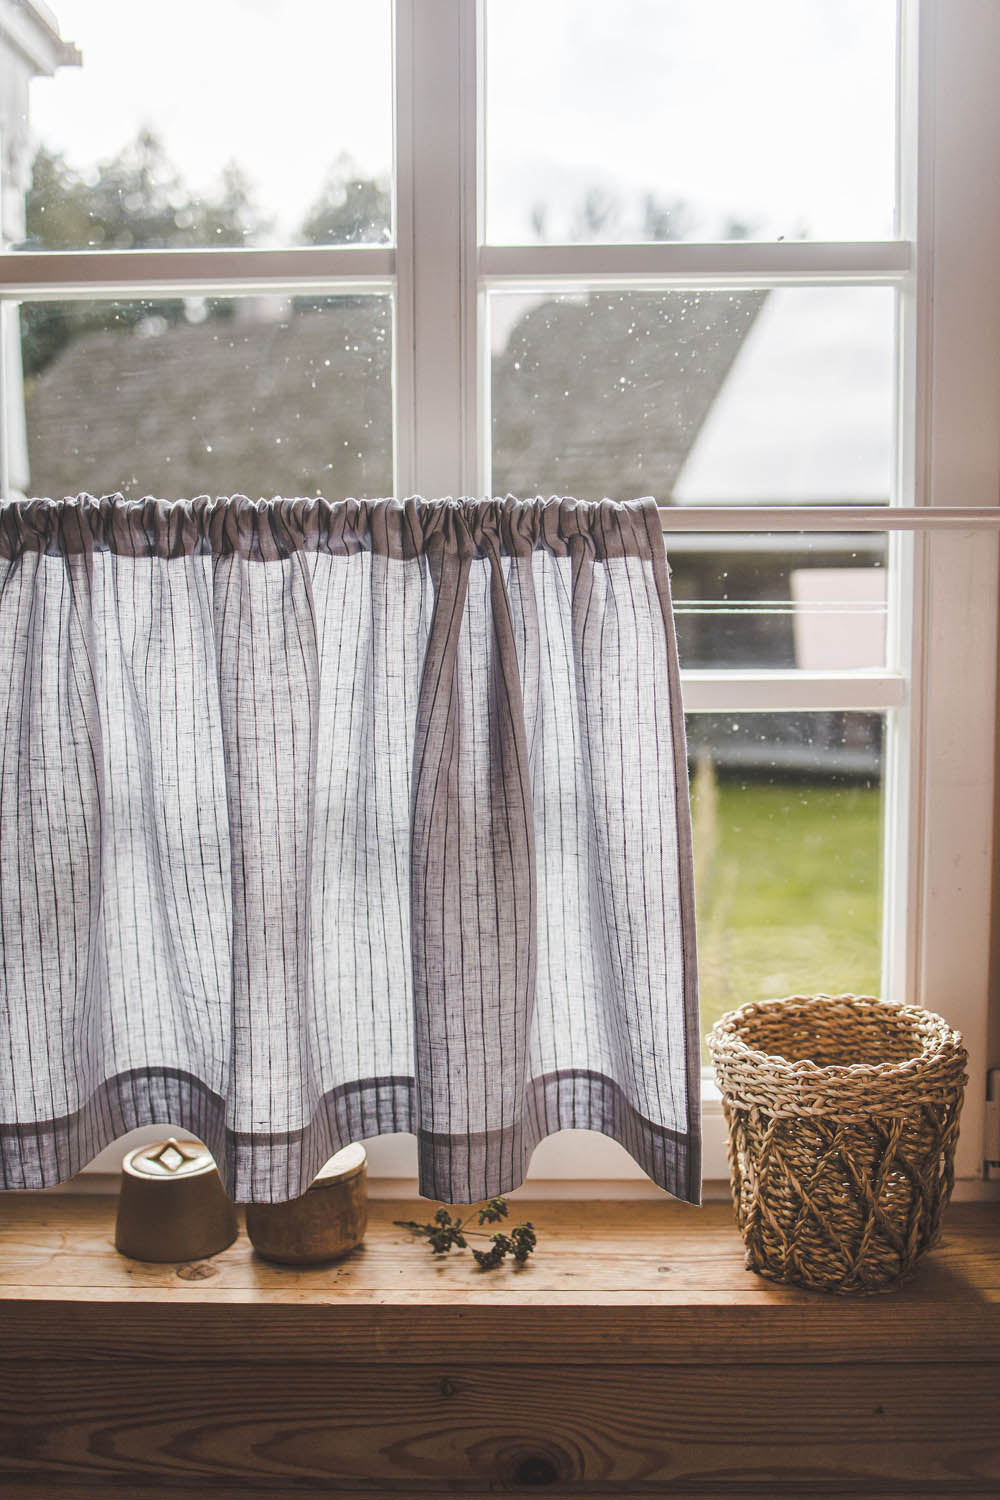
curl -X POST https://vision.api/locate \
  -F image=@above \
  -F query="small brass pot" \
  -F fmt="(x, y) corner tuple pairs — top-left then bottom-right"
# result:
(246, 1143), (368, 1264)
(115, 1138), (238, 1263)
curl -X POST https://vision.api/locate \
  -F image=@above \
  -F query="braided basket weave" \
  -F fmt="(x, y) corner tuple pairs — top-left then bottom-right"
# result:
(708, 994), (967, 1294)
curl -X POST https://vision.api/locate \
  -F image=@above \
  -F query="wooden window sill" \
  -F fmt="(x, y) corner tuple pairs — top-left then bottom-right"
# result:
(2, 1194), (999, 1497)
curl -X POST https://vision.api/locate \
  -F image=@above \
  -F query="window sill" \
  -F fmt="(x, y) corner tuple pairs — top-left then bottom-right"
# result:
(2, 1194), (999, 1497)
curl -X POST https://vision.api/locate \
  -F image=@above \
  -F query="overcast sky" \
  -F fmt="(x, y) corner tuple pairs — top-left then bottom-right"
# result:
(30, 0), (395, 240)
(486, 0), (896, 243)
(32, 0), (895, 245)
(27, 1), (898, 500)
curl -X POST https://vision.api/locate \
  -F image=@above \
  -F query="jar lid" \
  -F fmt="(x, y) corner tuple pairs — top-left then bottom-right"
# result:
(310, 1142), (367, 1189)
(122, 1138), (218, 1181)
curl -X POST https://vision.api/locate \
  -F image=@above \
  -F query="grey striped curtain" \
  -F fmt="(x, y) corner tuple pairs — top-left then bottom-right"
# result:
(0, 495), (700, 1204)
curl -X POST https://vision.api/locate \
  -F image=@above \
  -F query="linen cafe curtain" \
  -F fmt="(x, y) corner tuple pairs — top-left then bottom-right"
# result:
(0, 495), (700, 1204)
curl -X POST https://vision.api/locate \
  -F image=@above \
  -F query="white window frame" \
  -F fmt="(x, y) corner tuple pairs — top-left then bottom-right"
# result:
(3, 0), (998, 1192)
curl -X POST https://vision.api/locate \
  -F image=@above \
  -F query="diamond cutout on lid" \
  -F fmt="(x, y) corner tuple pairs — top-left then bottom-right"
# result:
(147, 1140), (191, 1174)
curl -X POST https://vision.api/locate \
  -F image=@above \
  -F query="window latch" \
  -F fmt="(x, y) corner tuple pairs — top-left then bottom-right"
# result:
(986, 1068), (1000, 1181)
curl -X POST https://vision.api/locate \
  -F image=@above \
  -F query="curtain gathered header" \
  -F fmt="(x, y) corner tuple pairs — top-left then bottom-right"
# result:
(1, 493), (667, 562)
(0, 494), (700, 1204)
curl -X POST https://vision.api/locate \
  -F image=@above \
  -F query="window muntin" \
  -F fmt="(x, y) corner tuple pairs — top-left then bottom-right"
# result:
(485, 0), (898, 244)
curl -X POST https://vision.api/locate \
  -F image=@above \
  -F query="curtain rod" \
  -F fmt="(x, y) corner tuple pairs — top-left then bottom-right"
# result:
(656, 505), (1000, 532)
(2, 500), (997, 533)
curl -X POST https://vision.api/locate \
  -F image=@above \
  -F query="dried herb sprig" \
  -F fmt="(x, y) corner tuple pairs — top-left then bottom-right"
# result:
(394, 1197), (537, 1270)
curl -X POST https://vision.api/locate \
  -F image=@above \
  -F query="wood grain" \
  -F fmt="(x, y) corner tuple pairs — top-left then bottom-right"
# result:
(0, 1195), (997, 1496)
(3, 1359), (999, 1493)
(2, 1491), (986, 1500)
(3, 1240), (999, 1291)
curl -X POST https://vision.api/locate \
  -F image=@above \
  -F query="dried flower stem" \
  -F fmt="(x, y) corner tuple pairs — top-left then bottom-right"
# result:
(394, 1197), (537, 1270)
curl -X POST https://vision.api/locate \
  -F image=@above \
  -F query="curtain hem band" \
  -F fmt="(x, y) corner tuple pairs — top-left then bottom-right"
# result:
(0, 1065), (701, 1206)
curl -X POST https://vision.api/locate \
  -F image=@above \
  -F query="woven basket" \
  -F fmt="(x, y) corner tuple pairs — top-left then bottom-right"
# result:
(708, 994), (967, 1294)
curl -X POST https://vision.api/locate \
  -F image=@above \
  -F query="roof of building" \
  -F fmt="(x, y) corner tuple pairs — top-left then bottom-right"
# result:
(25, 299), (393, 502)
(25, 289), (762, 504)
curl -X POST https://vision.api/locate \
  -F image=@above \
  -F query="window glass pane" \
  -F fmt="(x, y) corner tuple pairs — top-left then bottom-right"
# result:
(486, 0), (896, 243)
(672, 535), (887, 670)
(689, 711), (884, 1048)
(18, 1), (392, 250)
(491, 287), (895, 505)
(19, 294), (392, 501)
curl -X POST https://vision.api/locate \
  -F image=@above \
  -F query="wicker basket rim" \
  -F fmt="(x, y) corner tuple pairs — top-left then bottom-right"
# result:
(707, 993), (964, 1082)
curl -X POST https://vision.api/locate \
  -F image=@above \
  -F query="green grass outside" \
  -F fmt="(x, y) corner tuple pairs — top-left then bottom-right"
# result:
(692, 760), (883, 1057)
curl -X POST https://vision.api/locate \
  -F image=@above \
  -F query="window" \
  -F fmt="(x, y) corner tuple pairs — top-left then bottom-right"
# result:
(3, 0), (998, 1189)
